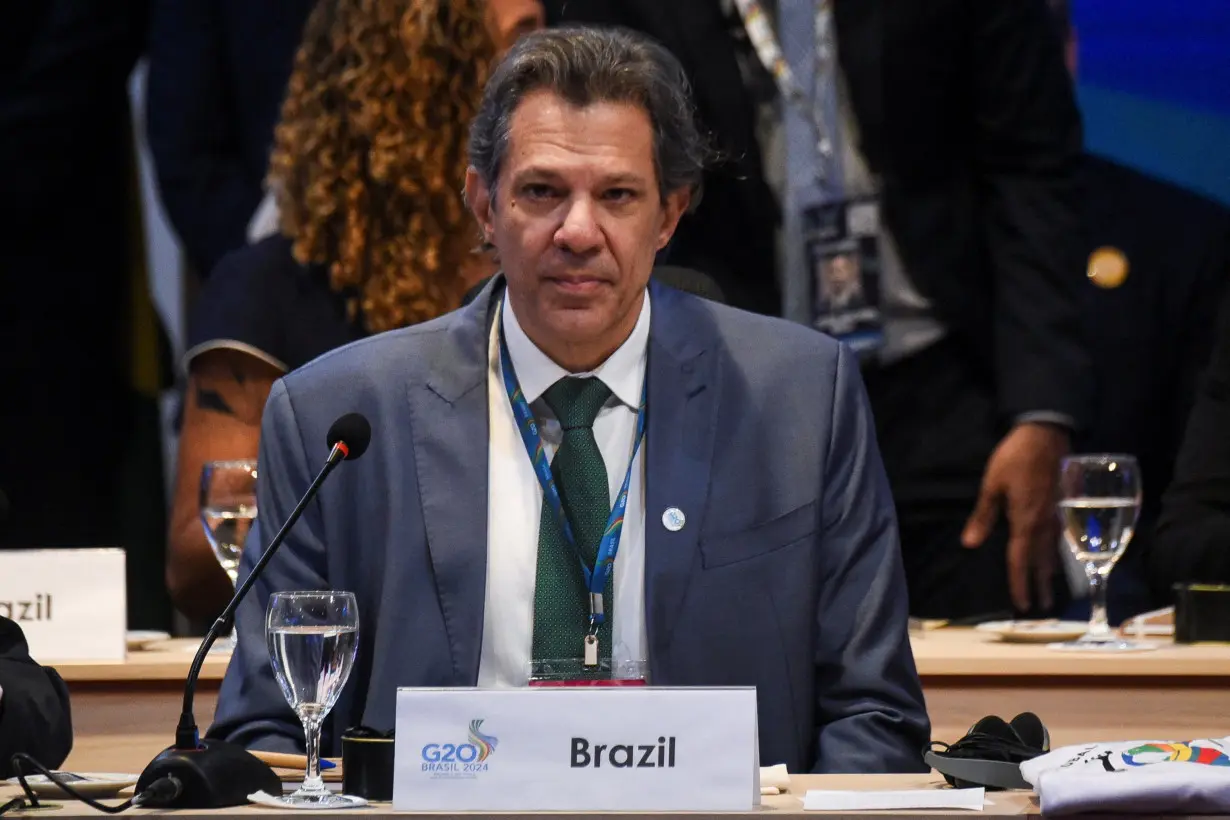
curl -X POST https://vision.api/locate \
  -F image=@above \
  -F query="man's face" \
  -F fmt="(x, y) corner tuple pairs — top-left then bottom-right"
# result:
(829, 255), (856, 287)
(485, 0), (545, 53)
(466, 90), (690, 367)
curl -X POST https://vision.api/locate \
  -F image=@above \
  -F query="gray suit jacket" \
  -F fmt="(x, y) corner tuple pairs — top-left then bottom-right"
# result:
(209, 278), (930, 773)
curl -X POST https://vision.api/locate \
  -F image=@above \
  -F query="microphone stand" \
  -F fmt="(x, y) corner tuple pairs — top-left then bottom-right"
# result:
(135, 443), (350, 808)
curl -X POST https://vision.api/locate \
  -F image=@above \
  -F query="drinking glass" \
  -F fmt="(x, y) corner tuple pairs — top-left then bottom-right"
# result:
(266, 591), (362, 807)
(1054, 454), (1148, 651)
(200, 459), (258, 646)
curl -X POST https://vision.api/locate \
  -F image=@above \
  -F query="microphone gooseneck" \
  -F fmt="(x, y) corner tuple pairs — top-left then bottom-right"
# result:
(173, 442), (349, 749)
(137, 412), (373, 809)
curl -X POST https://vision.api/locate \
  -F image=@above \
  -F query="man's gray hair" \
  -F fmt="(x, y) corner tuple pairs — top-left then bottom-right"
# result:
(468, 26), (708, 210)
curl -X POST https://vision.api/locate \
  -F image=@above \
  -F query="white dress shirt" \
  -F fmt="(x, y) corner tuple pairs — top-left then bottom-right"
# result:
(478, 293), (650, 687)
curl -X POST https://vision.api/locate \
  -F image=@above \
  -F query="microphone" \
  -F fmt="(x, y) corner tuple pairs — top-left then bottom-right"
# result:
(136, 412), (373, 808)
(325, 412), (372, 462)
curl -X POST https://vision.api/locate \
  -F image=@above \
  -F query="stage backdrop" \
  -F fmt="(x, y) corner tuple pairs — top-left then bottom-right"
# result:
(1075, 0), (1230, 206)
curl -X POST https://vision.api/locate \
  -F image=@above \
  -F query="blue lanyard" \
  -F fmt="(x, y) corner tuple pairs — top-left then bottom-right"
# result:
(497, 307), (646, 629)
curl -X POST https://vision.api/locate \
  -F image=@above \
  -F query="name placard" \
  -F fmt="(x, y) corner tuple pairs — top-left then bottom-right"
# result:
(393, 687), (758, 812)
(0, 549), (126, 661)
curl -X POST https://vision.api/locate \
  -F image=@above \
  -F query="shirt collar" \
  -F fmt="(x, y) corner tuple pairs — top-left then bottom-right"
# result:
(502, 290), (650, 410)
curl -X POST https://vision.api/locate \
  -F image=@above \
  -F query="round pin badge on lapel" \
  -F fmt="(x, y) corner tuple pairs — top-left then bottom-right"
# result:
(662, 508), (686, 532)
(1087, 246), (1129, 289)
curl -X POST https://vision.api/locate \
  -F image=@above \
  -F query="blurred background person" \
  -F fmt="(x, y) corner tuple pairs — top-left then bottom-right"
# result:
(164, 0), (544, 622)
(1045, 0), (1230, 622)
(147, 0), (544, 282)
(539, 0), (781, 315)
(1148, 279), (1230, 594)
(0, 1), (172, 631)
(752, 0), (1091, 620)
(145, 0), (317, 281)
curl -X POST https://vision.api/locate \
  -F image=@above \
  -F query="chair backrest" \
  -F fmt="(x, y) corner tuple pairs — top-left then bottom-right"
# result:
(649, 265), (727, 304)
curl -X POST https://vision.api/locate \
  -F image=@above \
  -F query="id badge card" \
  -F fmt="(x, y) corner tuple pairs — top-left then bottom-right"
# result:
(804, 196), (885, 356)
(527, 658), (648, 688)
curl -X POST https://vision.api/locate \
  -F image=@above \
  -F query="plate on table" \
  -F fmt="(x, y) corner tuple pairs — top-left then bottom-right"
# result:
(1122, 623), (1174, 637)
(6, 773), (139, 799)
(126, 630), (171, 650)
(978, 620), (1090, 643)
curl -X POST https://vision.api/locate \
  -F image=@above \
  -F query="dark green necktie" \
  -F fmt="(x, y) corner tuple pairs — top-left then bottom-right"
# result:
(532, 376), (614, 671)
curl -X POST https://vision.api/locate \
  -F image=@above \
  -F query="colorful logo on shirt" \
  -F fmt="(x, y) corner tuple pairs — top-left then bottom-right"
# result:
(1121, 742), (1230, 767)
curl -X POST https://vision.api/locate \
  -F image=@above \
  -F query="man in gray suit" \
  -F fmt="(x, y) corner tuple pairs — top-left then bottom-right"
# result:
(210, 25), (929, 774)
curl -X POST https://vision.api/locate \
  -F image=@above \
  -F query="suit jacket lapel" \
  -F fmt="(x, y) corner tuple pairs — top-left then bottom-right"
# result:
(644, 283), (719, 672)
(405, 278), (501, 685)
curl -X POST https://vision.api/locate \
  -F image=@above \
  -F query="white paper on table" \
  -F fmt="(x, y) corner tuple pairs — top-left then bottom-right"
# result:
(803, 787), (985, 812)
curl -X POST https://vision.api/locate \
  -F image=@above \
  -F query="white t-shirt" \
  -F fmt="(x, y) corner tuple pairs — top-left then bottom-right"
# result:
(1021, 737), (1230, 815)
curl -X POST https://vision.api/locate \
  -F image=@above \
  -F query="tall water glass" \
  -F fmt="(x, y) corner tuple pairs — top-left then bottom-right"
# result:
(266, 591), (362, 807)
(1055, 454), (1145, 651)
(200, 458), (258, 645)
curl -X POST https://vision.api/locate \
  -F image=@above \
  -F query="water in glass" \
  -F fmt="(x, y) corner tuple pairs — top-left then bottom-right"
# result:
(269, 624), (358, 722)
(201, 503), (256, 583)
(1059, 496), (1137, 568)
(200, 459), (259, 649)
(264, 591), (364, 808)
(1054, 455), (1150, 652)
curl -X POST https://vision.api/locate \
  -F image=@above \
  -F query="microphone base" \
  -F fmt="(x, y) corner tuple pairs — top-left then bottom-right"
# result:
(137, 738), (283, 808)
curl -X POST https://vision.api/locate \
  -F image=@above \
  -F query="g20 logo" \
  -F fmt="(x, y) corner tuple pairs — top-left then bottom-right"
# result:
(422, 742), (483, 763)
(421, 719), (498, 771)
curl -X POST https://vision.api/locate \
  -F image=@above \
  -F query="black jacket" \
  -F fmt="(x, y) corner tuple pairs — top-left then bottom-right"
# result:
(1149, 195), (1230, 592)
(145, 0), (316, 278)
(836, 0), (1092, 426)
(0, 617), (73, 777)
(1077, 156), (1230, 600)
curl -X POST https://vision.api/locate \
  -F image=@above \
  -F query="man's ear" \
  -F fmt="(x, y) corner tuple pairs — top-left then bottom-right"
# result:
(656, 187), (692, 251)
(465, 167), (495, 243)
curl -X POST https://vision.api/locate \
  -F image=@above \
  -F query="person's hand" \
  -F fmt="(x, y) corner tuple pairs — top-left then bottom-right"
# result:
(961, 422), (1070, 612)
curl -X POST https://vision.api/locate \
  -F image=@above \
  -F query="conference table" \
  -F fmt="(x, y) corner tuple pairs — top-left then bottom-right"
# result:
(50, 628), (1230, 777)
(0, 772), (1189, 819)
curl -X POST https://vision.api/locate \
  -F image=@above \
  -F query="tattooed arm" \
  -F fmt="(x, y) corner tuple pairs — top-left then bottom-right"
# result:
(168, 350), (282, 620)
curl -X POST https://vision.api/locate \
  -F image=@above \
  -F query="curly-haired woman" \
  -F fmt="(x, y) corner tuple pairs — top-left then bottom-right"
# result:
(167, 0), (544, 620)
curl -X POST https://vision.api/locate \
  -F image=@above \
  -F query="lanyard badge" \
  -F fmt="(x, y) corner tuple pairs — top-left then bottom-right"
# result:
(497, 307), (646, 667)
(732, 0), (841, 190)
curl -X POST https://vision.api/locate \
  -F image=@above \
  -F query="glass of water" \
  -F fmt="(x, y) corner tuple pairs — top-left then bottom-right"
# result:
(200, 459), (258, 646)
(266, 591), (362, 807)
(1056, 454), (1145, 651)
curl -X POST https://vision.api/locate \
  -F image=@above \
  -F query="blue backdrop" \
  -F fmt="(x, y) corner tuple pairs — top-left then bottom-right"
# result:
(1074, 0), (1230, 205)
